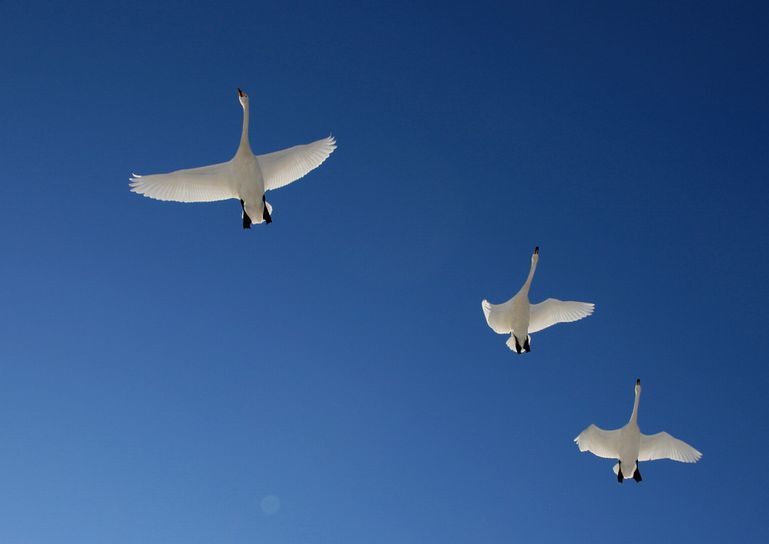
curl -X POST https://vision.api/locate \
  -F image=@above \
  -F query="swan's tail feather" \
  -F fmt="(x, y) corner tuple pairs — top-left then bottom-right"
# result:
(505, 335), (531, 354)
(613, 462), (642, 482)
(263, 200), (273, 224)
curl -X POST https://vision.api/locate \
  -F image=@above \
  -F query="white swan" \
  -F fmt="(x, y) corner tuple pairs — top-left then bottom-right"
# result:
(481, 247), (594, 353)
(130, 89), (337, 228)
(575, 379), (702, 482)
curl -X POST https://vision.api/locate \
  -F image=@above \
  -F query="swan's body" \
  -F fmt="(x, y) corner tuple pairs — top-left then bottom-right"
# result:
(575, 379), (702, 482)
(130, 89), (336, 228)
(481, 247), (594, 353)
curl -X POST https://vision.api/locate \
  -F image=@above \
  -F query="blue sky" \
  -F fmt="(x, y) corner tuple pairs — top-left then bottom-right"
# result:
(1, 1), (768, 542)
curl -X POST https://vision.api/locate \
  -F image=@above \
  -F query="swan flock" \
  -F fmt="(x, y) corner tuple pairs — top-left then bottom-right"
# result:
(128, 90), (702, 483)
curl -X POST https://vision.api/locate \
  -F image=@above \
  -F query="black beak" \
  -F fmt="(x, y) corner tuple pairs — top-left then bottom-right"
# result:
(636, 378), (641, 385)
(238, 88), (244, 97)
(534, 246), (539, 255)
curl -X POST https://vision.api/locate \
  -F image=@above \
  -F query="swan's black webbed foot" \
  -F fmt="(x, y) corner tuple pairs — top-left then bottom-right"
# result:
(617, 465), (624, 483)
(523, 337), (531, 352)
(262, 194), (272, 224)
(514, 337), (522, 354)
(633, 462), (642, 482)
(241, 200), (252, 229)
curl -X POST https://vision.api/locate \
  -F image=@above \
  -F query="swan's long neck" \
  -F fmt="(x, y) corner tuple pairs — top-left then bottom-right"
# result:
(628, 387), (641, 426)
(520, 257), (538, 296)
(238, 104), (252, 154)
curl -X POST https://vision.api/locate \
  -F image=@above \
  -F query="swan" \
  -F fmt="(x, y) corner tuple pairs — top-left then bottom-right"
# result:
(130, 89), (337, 228)
(574, 379), (702, 483)
(481, 247), (594, 353)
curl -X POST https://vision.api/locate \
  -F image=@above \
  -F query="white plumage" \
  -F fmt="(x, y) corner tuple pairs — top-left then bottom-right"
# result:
(130, 89), (336, 228)
(575, 379), (702, 482)
(130, 161), (236, 203)
(481, 247), (594, 353)
(258, 138), (337, 191)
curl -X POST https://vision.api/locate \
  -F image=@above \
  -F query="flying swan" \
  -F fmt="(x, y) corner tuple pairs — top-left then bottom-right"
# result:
(481, 247), (594, 353)
(130, 89), (337, 228)
(574, 379), (702, 482)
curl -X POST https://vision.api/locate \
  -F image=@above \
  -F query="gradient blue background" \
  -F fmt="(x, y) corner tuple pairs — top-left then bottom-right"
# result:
(1, 1), (768, 542)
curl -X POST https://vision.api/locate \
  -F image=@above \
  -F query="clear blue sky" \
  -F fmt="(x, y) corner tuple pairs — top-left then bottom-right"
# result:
(1, 1), (768, 542)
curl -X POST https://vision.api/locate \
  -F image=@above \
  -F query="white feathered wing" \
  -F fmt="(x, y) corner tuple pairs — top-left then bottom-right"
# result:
(259, 136), (337, 191)
(481, 298), (514, 334)
(574, 424), (622, 460)
(529, 299), (594, 334)
(129, 161), (236, 203)
(639, 432), (702, 463)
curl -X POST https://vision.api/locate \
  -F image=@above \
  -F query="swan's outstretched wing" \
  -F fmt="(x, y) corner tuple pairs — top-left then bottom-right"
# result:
(574, 424), (621, 459)
(481, 298), (514, 334)
(639, 432), (702, 463)
(258, 136), (337, 191)
(528, 299), (594, 334)
(130, 161), (236, 203)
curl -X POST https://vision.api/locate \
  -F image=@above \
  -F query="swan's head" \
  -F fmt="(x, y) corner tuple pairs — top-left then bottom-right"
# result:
(238, 88), (249, 108)
(532, 246), (539, 263)
(635, 378), (641, 394)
